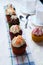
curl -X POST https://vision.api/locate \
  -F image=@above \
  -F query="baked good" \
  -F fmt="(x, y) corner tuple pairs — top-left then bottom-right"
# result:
(5, 4), (16, 22)
(11, 15), (20, 25)
(32, 27), (43, 42)
(9, 25), (22, 40)
(8, 15), (20, 28)
(11, 35), (27, 55)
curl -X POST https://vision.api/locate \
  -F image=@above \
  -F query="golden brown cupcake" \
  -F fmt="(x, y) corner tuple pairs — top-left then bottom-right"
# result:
(11, 35), (27, 55)
(9, 25), (22, 40)
(32, 27), (43, 42)
(5, 4), (16, 22)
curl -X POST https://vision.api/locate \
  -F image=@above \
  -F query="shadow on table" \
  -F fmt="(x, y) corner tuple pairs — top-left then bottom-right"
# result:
(35, 42), (43, 46)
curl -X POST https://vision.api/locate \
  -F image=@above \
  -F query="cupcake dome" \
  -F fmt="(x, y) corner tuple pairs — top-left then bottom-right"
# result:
(6, 4), (16, 22)
(6, 4), (16, 15)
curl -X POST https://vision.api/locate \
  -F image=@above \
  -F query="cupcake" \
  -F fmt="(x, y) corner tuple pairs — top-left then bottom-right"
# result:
(11, 35), (27, 55)
(32, 27), (43, 42)
(9, 25), (22, 40)
(5, 4), (16, 22)
(9, 15), (20, 28)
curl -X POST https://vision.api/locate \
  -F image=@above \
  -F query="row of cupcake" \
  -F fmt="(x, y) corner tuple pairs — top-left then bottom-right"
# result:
(5, 4), (27, 55)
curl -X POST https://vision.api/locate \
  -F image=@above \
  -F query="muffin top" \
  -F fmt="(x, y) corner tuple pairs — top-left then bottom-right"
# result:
(11, 35), (26, 47)
(11, 15), (18, 20)
(6, 4), (16, 15)
(10, 25), (21, 34)
(32, 27), (43, 36)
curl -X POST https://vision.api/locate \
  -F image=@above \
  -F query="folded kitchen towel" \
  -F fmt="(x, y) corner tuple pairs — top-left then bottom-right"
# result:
(4, 4), (35, 65)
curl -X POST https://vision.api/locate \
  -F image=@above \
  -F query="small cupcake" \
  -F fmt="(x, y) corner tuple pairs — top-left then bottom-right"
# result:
(9, 15), (20, 28)
(6, 4), (16, 22)
(11, 35), (27, 55)
(32, 27), (43, 42)
(9, 25), (22, 40)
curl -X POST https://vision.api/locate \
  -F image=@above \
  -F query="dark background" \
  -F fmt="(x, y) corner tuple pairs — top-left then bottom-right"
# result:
(40, 0), (43, 4)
